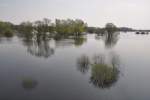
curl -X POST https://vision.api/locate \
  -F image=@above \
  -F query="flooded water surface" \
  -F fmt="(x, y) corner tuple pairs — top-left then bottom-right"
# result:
(0, 32), (150, 100)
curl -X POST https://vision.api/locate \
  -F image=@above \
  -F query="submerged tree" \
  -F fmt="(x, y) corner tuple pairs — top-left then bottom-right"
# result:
(16, 18), (87, 40)
(90, 63), (119, 88)
(90, 53), (120, 89)
(34, 18), (54, 33)
(74, 19), (87, 36)
(105, 23), (117, 33)
(76, 52), (120, 89)
(22, 78), (38, 90)
(18, 18), (55, 40)
(18, 21), (34, 39)
(55, 19), (87, 37)
(86, 27), (102, 34)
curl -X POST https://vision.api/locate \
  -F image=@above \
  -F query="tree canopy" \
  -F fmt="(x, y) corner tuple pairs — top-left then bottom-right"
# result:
(0, 21), (14, 37)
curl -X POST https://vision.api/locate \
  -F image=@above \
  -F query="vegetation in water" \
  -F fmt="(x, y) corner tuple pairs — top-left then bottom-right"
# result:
(90, 63), (119, 88)
(22, 78), (38, 90)
(1, 18), (144, 40)
(77, 52), (120, 89)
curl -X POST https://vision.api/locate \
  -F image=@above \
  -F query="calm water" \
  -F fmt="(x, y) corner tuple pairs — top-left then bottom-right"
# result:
(0, 32), (150, 100)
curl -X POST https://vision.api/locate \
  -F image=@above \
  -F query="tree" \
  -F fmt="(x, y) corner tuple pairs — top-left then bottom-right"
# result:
(18, 21), (34, 39)
(74, 19), (87, 36)
(55, 19), (87, 37)
(0, 21), (14, 37)
(105, 23), (117, 33)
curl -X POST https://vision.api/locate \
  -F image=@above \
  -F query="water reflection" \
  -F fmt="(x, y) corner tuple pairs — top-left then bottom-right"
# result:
(19, 32), (87, 58)
(102, 31), (120, 48)
(77, 55), (90, 74)
(22, 37), (55, 58)
(95, 30), (120, 49)
(18, 26), (55, 58)
(55, 36), (87, 48)
(22, 78), (38, 90)
(0, 37), (13, 44)
(0, 32), (14, 44)
(74, 36), (87, 47)
(77, 52), (120, 89)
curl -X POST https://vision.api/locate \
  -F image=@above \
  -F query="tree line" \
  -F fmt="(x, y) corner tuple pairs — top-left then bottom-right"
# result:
(0, 18), (123, 38)
(16, 18), (87, 38)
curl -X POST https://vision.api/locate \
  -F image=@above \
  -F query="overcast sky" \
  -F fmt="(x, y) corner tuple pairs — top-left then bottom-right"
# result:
(0, 0), (150, 29)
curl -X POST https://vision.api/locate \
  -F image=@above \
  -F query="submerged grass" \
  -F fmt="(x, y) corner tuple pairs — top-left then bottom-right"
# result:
(91, 63), (119, 88)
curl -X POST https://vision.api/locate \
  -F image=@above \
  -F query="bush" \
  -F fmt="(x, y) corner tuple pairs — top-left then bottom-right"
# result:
(91, 63), (119, 88)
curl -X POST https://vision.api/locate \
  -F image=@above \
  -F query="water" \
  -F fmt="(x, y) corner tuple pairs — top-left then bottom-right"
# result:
(0, 32), (150, 100)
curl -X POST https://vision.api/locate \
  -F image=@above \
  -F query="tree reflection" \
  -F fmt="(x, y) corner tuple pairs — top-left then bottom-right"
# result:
(55, 36), (87, 48)
(19, 30), (55, 58)
(74, 36), (87, 47)
(102, 30), (120, 48)
(77, 55), (90, 74)
(20, 31), (87, 58)
(26, 38), (55, 58)
(22, 78), (38, 90)
(0, 37), (13, 44)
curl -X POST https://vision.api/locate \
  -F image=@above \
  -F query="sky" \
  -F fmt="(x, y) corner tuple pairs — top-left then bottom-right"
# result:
(0, 0), (150, 29)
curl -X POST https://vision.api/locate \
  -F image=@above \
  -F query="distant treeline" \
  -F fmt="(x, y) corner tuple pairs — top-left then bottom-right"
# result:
(0, 18), (147, 38)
